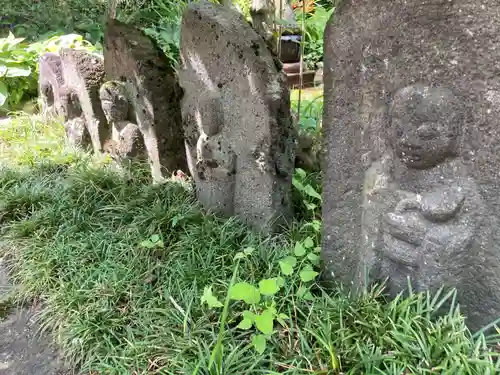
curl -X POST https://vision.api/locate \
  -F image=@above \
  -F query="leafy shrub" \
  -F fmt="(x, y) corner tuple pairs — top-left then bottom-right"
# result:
(0, 32), (97, 112)
(0, 33), (37, 110)
(292, 93), (323, 133)
(295, 2), (335, 68)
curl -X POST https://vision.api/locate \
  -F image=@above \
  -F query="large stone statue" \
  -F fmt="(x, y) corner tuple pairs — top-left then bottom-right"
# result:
(368, 85), (485, 299)
(103, 19), (187, 182)
(38, 52), (92, 148)
(38, 52), (64, 117)
(180, 1), (296, 234)
(59, 48), (110, 152)
(322, 0), (500, 331)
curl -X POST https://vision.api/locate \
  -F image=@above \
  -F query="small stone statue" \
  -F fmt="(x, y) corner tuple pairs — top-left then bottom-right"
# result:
(192, 96), (237, 215)
(99, 81), (145, 163)
(371, 84), (484, 295)
(58, 85), (91, 149)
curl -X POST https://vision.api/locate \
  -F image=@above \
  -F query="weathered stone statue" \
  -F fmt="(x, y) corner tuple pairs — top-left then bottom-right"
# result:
(59, 85), (92, 149)
(367, 85), (484, 299)
(180, 1), (296, 233)
(322, 0), (500, 331)
(103, 19), (187, 182)
(38, 52), (92, 148)
(38, 52), (64, 117)
(250, 0), (298, 43)
(59, 48), (110, 153)
(99, 81), (145, 163)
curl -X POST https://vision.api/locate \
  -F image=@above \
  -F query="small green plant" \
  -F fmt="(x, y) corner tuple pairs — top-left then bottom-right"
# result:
(139, 234), (164, 249)
(201, 171), (323, 359)
(201, 246), (291, 357)
(292, 95), (323, 132)
(295, 3), (335, 68)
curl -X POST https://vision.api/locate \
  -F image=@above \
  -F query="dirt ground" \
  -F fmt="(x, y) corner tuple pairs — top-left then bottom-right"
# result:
(0, 258), (73, 375)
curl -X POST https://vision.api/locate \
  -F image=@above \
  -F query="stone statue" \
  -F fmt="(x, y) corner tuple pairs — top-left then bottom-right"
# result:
(250, 0), (298, 44)
(104, 19), (187, 182)
(180, 1), (296, 234)
(99, 81), (145, 163)
(183, 94), (237, 215)
(59, 48), (109, 153)
(368, 85), (484, 297)
(38, 52), (64, 117)
(58, 85), (91, 149)
(322, 0), (500, 332)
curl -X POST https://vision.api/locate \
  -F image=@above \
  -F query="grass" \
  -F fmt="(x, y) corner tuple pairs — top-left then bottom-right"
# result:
(0, 115), (498, 374)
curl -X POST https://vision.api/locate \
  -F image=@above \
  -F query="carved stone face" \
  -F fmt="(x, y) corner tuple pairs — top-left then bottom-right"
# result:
(99, 81), (129, 122)
(389, 84), (461, 169)
(41, 84), (54, 107)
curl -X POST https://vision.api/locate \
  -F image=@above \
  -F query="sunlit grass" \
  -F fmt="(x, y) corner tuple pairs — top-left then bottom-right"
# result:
(0, 114), (498, 374)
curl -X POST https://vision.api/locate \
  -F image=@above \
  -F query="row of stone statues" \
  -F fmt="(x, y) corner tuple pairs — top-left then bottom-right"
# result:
(39, 3), (296, 235)
(38, 0), (500, 334)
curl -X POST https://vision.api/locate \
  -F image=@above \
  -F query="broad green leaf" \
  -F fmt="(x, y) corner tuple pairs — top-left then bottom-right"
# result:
(282, 256), (297, 267)
(279, 256), (297, 276)
(201, 286), (223, 308)
(0, 81), (7, 107)
(254, 309), (275, 335)
(230, 282), (261, 304)
(307, 253), (320, 266)
(304, 184), (322, 201)
(150, 234), (160, 243)
(304, 290), (315, 301)
(300, 267), (319, 282)
(4, 65), (31, 77)
(294, 241), (306, 257)
(237, 318), (253, 330)
(279, 263), (293, 276)
(295, 168), (307, 179)
(292, 177), (305, 192)
(242, 310), (255, 322)
(259, 278), (280, 296)
(252, 334), (267, 354)
(303, 237), (315, 249)
(314, 246), (321, 253)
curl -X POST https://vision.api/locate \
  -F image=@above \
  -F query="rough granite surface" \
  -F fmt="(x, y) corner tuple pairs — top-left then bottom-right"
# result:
(322, 0), (500, 332)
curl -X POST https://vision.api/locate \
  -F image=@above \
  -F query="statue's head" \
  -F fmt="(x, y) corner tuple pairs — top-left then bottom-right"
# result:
(389, 84), (462, 169)
(99, 81), (129, 122)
